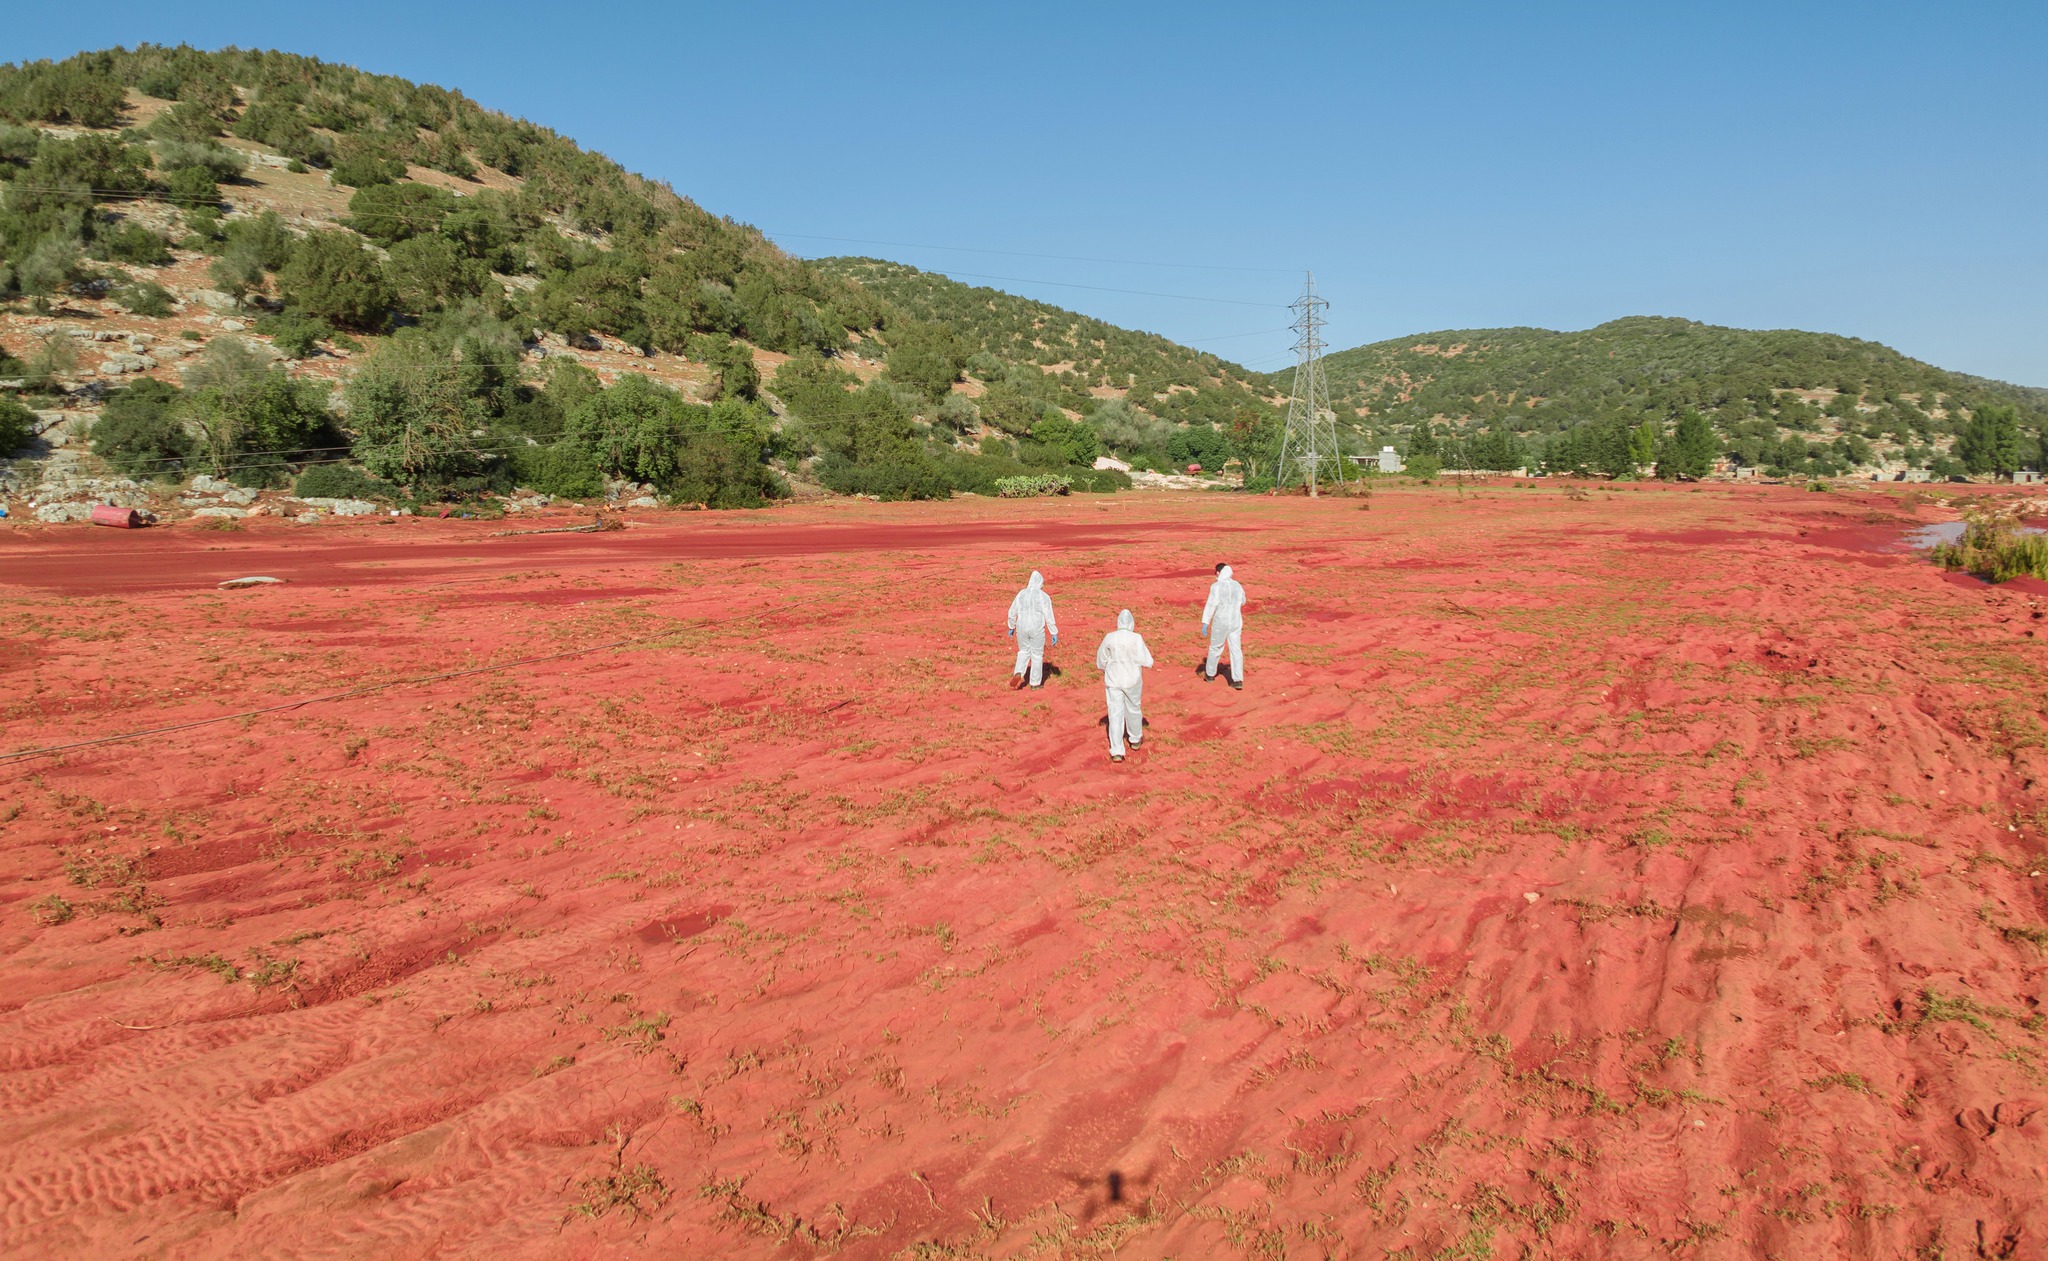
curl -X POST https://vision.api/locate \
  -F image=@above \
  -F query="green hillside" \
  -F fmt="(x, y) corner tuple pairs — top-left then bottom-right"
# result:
(1285, 317), (2048, 479)
(0, 47), (1121, 503)
(812, 257), (1276, 429)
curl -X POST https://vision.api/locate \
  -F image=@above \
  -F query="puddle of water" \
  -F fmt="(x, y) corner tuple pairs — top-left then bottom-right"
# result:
(1906, 521), (2045, 548)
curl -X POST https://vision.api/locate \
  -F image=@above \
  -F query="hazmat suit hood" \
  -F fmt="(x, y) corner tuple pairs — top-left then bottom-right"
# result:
(1218, 565), (1233, 581)
(1028, 571), (1044, 590)
(1117, 609), (1135, 630)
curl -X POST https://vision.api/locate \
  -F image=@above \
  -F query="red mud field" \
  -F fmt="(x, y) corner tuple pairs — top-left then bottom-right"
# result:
(2, 484), (2045, 1259)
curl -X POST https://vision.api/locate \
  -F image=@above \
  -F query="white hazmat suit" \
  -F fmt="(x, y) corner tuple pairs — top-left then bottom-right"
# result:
(1201, 564), (1247, 686)
(1006, 570), (1059, 688)
(1096, 609), (1153, 760)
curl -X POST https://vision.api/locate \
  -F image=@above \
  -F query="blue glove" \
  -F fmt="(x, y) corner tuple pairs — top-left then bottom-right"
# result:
(1007, 629), (1014, 637)
(1051, 633), (1059, 646)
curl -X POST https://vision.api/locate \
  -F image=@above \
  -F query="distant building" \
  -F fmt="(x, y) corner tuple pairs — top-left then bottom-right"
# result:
(2014, 470), (2042, 485)
(1376, 446), (1401, 473)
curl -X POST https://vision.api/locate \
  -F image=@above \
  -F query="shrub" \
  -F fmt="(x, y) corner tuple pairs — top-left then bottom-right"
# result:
(816, 449), (952, 501)
(14, 233), (82, 313)
(223, 210), (296, 270)
(1069, 467), (1132, 493)
(978, 380), (1053, 436)
(388, 234), (486, 314)
(932, 392), (979, 435)
(163, 165), (219, 208)
(231, 101), (326, 166)
(644, 268), (744, 348)
(885, 321), (970, 400)
(558, 376), (781, 506)
(153, 140), (246, 183)
(148, 99), (224, 142)
(1167, 424), (1232, 470)
(530, 256), (647, 344)
(1088, 398), (1172, 459)
(328, 154), (404, 188)
(1405, 454), (1442, 481)
(278, 231), (395, 331)
(293, 463), (395, 501)
(208, 239), (267, 307)
(91, 379), (192, 476)
(181, 337), (334, 478)
(341, 339), (484, 488)
(1029, 414), (1100, 467)
(995, 474), (1072, 498)
(253, 311), (331, 358)
(91, 221), (173, 266)
(0, 396), (36, 454)
(511, 442), (606, 499)
(21, 329), (78, 388)
(346, 181), (454, 246)
(687, 333), (759, 401)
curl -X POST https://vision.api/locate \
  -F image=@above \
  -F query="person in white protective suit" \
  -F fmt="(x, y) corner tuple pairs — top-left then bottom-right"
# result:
(1006, 570), (1060, 689)
(1200, 562), (1247, 689)
(1096, 609), (1153, 762)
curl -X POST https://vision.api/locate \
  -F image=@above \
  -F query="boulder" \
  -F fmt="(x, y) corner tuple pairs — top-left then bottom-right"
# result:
(190, 506), (246, 519)
(35, 502), (94, 523)
(221, 488), (257, 506)
(188, 289), (239, 312)
(101, 352), (156, 375)
(190, 475), (237, 496)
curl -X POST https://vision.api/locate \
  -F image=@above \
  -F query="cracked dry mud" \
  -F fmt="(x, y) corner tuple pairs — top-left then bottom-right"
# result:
(2, 484), (2045, 1259)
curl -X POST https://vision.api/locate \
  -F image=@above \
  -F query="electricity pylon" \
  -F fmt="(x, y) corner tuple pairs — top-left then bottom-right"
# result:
(1275, 272), (1342, 497)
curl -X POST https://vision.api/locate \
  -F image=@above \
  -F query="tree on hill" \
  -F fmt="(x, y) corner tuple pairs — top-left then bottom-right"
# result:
(180, 337), (334, 483)
(343, 336), (487, 489)
(1955, 403), (2025, 477)
(885, 321), (970, 401)
(278, 231), (395, 331)
(1628, 419), (1657, 471)
(1657, 411), (1718, 480)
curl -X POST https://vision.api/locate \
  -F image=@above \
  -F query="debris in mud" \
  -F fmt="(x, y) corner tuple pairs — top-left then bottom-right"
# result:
(218, 576), (287, 589)
(490, 514), (626, 537)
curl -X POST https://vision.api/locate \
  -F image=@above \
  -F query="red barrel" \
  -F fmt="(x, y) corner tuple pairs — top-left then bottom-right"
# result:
(90, 505), (142, 528)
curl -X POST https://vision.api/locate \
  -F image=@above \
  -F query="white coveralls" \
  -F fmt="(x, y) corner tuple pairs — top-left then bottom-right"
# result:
(1007, 570), (1059, 687)
(1096, 609), (1153, 758)
(1202, 564), (1247, 683)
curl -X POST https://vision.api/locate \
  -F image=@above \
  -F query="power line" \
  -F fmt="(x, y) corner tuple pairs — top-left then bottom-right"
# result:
(1181, 327), (1291, 345)
(831, 266), (1287, 309)
(765, 230), (1295, 275)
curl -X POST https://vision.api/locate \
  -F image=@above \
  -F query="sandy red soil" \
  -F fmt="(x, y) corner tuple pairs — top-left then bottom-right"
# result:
(2, 484), (2045, 1259)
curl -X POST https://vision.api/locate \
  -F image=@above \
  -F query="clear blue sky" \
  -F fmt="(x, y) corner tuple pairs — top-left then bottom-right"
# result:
(12, 1), (2046, 384)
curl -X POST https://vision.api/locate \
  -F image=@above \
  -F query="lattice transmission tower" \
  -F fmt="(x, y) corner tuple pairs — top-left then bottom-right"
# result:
(1275, 273), (1343, 496)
